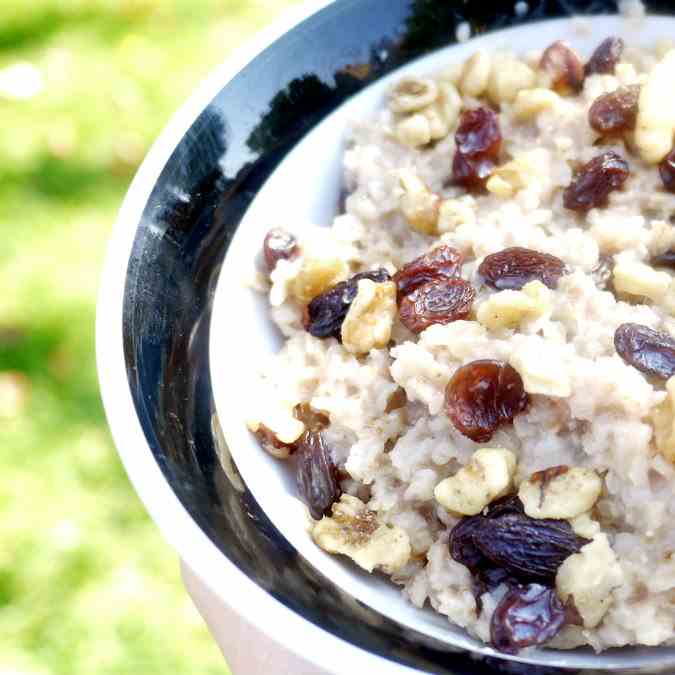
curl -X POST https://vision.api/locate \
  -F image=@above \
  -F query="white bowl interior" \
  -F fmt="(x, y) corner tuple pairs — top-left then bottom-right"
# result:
(211, 13), (675, 670)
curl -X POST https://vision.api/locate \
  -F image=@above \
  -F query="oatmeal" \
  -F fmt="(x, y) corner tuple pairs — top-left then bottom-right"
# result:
(247, 29), (675, 654)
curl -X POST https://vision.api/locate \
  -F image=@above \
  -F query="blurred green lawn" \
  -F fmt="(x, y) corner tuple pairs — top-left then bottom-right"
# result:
(0, 1), (298, 673)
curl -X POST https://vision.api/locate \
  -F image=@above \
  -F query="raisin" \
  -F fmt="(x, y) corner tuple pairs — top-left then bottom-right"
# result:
(585, 36), (624, 75)
(659, 148), (675, 193)
(490, 584), (566, 654)
(563, 151), (629, 211)
(304, 268), (390, 340)
(393, 245), (463, 301)
(474, 511), (589, 582)
(588, 85), (640, 135)
(478, 247), (567, 291)
(399, 278), (474, 333)
(263, 228), (299, 271)
(652, 249), (675, 270)
(449, 515), (486, 573)
(296, 431), (341, 520)
(614, 322), (675, 380)
(445, 360), (528, 442)
(539, 41), (585, 94)
(452, 107), (502, 191)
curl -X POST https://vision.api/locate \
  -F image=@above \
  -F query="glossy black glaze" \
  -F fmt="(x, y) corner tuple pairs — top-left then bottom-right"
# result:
(121, 1), (656, 672)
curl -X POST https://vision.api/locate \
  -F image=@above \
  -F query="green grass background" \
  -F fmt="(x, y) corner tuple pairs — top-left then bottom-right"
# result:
(0, 1), (298, 673)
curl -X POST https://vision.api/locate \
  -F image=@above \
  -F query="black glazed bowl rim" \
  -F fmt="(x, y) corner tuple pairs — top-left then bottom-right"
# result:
(97, 1), (675, 673)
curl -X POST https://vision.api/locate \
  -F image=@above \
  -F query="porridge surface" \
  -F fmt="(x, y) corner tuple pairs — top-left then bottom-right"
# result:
(247, 19), (675, 654)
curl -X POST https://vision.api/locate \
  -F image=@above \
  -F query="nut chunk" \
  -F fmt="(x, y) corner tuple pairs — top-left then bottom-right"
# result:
(635, 49), (675, 164)
(341, 279), (397, 354)
(518, 466), (603, 520)
(652, 375), (675, 463)
(396, 169), (441, 235)
(293, 255), (349, 305)
(477, 280), (551, 330)
(311, 494), (411, 574)
(556, 533), (624, 628)
(434, 448), (516, 516)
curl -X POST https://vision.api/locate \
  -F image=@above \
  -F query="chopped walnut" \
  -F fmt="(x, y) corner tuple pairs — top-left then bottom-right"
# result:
(311, 494), (411, 573)
(434, 448), (516, 516)
(395, 113), (432, 147)
(512, 88), (560, 121)
(487, 54), (536, 104)
(652, 375), (675, 463)
(612, 260), (671, 302)
(459, 50), (492, 97)
(518, 466), (603, 520)
(476, 280), (551, 331)
(635, 49), (675, 163)
(341, 279), (397, 354)
(437, 196), (476, 233)
(388, 76), (438, 114)
(396, 169), (441, 235)
(291, 254), (349, 304)
(509, 338), (571, 398)
(556, 534), (624, 629)
(486, 149), (547, 198)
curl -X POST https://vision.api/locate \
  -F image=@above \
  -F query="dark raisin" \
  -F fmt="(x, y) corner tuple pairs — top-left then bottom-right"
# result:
(659, 148), (675, 193)
(539, 41), (585, 94)
(652, 249), (675, 270)
(474, 512), (589, 582)
(399, 278), (474, 333)
(614, 322), (675, 380)
(296, 431), (341, 520)
(445, 360), (528, 442)
(304, 268), (390, 340)
(452, 107), (502, 191)
(393, 245), (463, 301)
(263, 228), (299, 271)
(588, 85), (640, 135)
(255, 424), (297, 459)
(563, 151), (629, 211)
(490, 584), (566, 654)
(449, 515), (486, 573)
(485, 494), (526, 518)
(585, 37), (625, 75)
(478, 247), (567, 291)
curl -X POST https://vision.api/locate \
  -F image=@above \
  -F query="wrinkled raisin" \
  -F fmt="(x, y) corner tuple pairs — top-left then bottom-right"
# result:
(263, 228), (299, 271)
(474, 511), (588, 582)
(445, 360), (528, 442)
(652, 249), (675, 270)
(563, 151), (629, 211)
(393, 245), (463, 301)
(304, 268), (390, 340)
(585, 36), (624, 75)
(296, 431), (341, 520)
(589, 85), (640, 135)
(659, 148), (675, 193)
(539, 41), (585, 94)
(399, 278), (474, 333)
(452, 107), (501, 191)
(614, 322), (675, 380)
(491, 584), (566, 654)
(478, 247), (567, 291)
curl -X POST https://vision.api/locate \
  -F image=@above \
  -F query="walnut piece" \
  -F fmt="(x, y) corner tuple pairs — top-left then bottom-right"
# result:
(311, 495), (411, 573)
(518, 466), (603, 520)
(477, 280), (551, 331)
(612, 260), (671, 302)
(556, 533), (624, 629)
(292, 254), (349, 304)
(341, 279), (397, 354)
(434, 448), (516, 516)
(396, 169), (441, 235)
